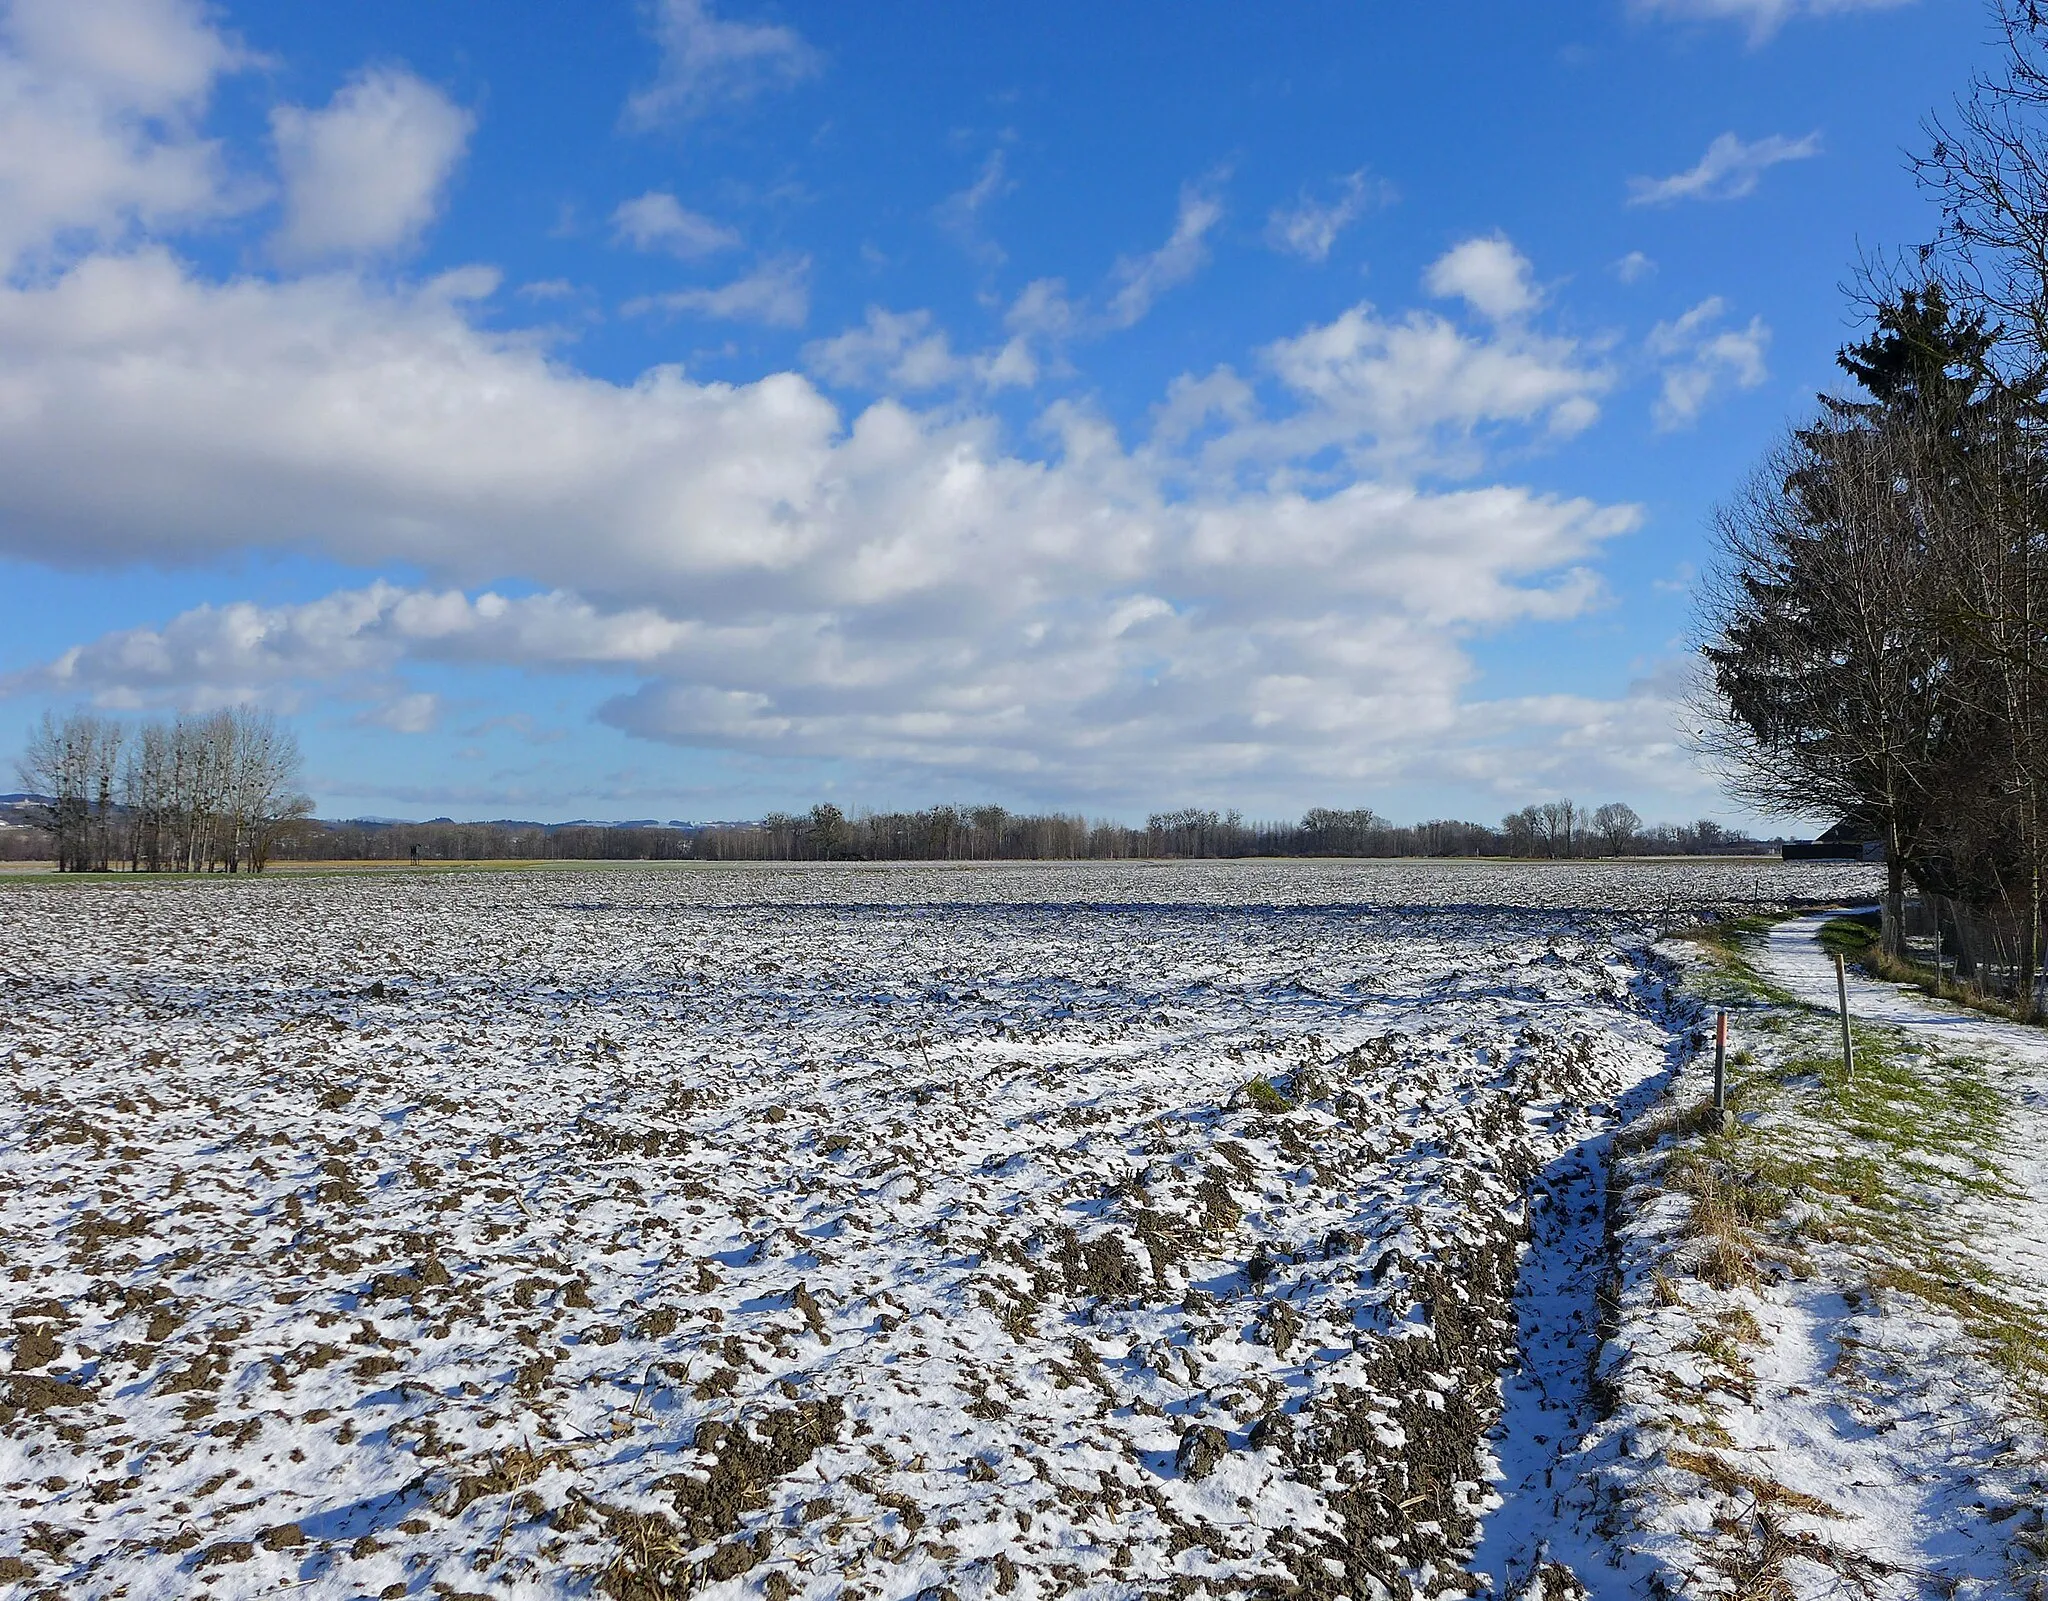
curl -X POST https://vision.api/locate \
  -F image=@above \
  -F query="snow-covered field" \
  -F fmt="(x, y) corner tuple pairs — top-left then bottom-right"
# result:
(0, 859), (1878, 1600)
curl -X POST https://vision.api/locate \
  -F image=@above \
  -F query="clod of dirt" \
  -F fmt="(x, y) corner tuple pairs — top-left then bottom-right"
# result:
(1257, 1300), (1302, 1358)
(600, 1399), (842, 1598)
(1175, 1423), (1230, 1481)
(635, 1307), (680, 1339)
(512, 1354), (556, 1395)
(1195, 1172), (1242, 1237)
(1522, 1560), (1591, 1601)
(11, 1324), (59, 1371)
(1056, 1228), (1143, 1299)
(1247, 1411), (1295, 1457)
(448, 1444), (572, 1515)
(790, 1282), (830, 1342)
(1289, 1068), (1332, 1103)
(6, 1374), (90, 1413)
(704, 1534), (768, 1581)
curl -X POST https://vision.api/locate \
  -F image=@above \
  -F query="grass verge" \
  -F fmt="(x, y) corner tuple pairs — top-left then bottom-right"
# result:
(1674, 914), (2048, 1415)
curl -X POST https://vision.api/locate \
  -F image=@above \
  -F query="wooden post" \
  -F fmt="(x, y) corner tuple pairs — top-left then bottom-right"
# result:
(1713, 1011), (1728, 1110)
(1833, 951), (1854, 1080)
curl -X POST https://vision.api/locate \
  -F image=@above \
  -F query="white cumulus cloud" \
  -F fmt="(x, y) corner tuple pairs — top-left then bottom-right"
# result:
(1105, 183), (1224, 329)
(805, 307), (1037, 394)
(270, 67), (474, 263)
(1424, 234), (1539, 322)
(0, 0), (254, 273)
(361, 690), (442, 734)
(936, 148), (1012, 266)
(1006, 277), (1077, 342)
(1266, 170), (1387, 264)
(6, 0), (246, 111)
(625, 254), (810, 327)
(1203, 295), (1609, 474)
(8, 583), (695, 707)
(806, 308), (962, 392)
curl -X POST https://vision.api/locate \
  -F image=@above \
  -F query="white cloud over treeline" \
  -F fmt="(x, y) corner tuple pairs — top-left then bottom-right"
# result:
(0, 0), (1702, 807)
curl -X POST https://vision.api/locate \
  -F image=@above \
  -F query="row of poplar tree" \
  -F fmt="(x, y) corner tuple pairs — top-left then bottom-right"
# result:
(1698, 4), (2048, 995)
(15, 707), (311, 873)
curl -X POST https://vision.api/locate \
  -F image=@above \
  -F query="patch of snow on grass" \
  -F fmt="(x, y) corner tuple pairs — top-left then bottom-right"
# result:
(1584, 911), (2048, 1599)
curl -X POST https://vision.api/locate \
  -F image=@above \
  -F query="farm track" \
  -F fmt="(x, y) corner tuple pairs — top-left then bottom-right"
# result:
(1575, 910), (2048, 1598)
(0, 860), (1879, 1600)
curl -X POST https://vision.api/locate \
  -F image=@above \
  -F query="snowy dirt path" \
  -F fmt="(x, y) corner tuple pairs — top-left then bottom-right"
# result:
(1756, 910), (2048, 1066)
(1751, 913), (2048, 1594)
(1756, 909), (2048, 1312)
(1586, 909), (2048, 1599)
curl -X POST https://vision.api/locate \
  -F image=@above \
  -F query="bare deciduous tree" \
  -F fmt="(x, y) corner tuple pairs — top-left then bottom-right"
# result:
(1536, 799), (1578, 858)
(16, 711), (123, 871)
(16, 707), (310, 874)
(1919, 1), (2048, 369)
(1591, 801), (1642, 857)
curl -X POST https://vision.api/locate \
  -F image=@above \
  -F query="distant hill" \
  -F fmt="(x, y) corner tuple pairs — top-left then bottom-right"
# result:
(337, 815), (719, 833)
(0, 793), (51, 829)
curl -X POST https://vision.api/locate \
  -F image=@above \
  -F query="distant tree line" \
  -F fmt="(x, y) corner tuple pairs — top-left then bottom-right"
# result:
(12, 708), (310, 872)
(250, 800), (1756, 865)
(678, 800), (1756, 862)
(2, 784), (1762, 867)
(1697, 4), (2048, 997)
(9, 717), (1763, 868)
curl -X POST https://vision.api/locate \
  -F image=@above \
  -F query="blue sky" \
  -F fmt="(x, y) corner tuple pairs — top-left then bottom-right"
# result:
(0, 0), (1983, 825)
